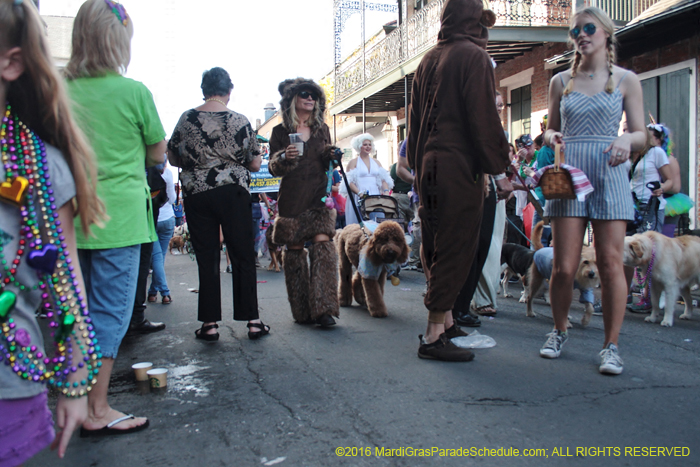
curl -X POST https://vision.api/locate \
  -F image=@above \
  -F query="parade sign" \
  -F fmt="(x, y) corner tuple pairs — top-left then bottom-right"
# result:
(250, 161), (280, 193)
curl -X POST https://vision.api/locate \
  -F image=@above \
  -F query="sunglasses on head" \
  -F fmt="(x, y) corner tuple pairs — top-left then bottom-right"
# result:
(570, 22), (596, 40)
(298, 91), (318, 101)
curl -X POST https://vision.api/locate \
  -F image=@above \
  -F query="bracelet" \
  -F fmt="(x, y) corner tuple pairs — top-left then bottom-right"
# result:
(280, 152), (286, 160)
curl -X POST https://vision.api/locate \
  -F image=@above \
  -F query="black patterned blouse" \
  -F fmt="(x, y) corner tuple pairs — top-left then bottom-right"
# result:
(168, 109), (260, 198)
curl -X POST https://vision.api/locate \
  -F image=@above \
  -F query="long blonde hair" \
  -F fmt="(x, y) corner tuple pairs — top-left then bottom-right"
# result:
(287, 95), (324, 133)
(64, 0), (134, 79)
(563, 7), (617, 95)
(0, 0), (105, 234)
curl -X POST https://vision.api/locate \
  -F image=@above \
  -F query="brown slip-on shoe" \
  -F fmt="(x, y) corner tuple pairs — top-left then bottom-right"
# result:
(418, 333), (474, 362)
(444, 323), (469, 339)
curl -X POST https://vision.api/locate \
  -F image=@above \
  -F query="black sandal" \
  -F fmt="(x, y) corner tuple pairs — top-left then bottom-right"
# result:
(195, 323), (219, 341)
(247, 321), (270, 340)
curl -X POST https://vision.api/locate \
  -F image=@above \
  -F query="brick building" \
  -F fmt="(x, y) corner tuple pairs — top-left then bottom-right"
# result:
(495, 0), (700, 225)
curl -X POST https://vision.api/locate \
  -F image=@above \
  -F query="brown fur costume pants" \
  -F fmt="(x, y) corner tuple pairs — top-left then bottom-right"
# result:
(273, 208), (339, 321)
(419, 154), (484, 313)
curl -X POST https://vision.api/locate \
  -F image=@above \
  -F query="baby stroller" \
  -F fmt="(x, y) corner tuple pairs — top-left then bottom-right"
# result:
(360, 194), (408, 233)
(360, 195), (401, 223)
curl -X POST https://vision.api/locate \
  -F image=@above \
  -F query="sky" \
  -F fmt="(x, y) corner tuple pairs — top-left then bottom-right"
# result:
(41, 0), (397, 135)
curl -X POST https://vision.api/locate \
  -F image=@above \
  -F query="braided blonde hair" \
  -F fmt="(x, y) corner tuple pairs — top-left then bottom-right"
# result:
(563, 7), (617, 95)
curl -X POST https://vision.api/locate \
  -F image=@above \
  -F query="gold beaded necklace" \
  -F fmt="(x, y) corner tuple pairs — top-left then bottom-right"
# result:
(204, 97), (228, 107)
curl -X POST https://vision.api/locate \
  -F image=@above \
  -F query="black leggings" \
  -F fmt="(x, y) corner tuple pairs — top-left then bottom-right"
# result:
(452, 186), (497, 317)
(184, 184), (259, 323)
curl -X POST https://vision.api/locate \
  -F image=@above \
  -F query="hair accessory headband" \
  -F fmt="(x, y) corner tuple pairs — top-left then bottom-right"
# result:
(104, 0), (128, 26)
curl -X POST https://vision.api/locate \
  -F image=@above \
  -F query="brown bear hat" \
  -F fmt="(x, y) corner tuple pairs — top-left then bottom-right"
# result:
(278, 78), (326, 135)
(438, 0), (497, 50)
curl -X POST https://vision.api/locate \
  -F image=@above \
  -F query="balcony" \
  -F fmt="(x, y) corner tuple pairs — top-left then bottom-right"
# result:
(584, 0), (659, 22)
(330, 0), (573, 110)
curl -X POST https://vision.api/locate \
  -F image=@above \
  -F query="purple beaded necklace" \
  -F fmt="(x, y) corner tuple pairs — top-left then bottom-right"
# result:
(634, 241), (655, 290)
(0, 103), (100, 397)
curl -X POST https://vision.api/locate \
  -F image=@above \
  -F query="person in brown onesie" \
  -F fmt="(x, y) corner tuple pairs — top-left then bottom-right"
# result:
(407, 0), (511, 361)
(269, 78), (340, 327)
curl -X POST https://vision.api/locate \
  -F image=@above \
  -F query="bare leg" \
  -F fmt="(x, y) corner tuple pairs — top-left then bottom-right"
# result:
(591, 220), (628, 346)
(83, 358), (147, 431)
(549, 218), (587, 332)
(424, 319), (446, 344)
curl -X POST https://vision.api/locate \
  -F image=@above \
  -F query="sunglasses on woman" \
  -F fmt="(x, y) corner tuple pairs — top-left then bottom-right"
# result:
(570, 22), (596, 39)
(298, 91), (318, 101)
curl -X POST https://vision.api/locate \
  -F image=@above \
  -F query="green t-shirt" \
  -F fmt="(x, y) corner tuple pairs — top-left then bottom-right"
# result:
(390, 162), (412, 193)
(68, 74), (166, 249)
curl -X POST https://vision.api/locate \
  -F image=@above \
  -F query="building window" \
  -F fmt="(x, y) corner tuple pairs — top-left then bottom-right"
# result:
(510, 84), (531, 143)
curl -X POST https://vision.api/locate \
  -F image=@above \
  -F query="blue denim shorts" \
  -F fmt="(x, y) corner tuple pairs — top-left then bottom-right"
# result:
(78, 245), (141, 358)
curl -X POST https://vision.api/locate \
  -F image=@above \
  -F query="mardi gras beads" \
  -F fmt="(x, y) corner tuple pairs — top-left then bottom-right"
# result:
(0, 103), (101, 397)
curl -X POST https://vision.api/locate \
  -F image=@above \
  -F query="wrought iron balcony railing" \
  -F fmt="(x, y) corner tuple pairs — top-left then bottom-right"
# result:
(584, 0), (659, 22)
(332, 0), (572, 105)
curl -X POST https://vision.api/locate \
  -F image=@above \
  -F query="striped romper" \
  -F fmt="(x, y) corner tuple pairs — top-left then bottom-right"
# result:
(545, 73), (635, 221)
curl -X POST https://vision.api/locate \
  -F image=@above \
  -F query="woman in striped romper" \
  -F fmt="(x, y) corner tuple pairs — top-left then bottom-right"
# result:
(540, 7), (647, 375)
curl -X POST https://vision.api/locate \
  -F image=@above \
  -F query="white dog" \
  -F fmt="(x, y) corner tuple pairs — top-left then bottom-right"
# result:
(623, 231), (700, 327)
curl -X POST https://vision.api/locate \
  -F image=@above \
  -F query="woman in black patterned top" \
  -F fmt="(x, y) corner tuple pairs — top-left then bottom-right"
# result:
(168, 67), (269, 341)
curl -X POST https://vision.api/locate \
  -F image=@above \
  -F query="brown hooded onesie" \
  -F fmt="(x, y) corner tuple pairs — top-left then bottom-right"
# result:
(268, 78), (340, 323)
(407, 0), (510, 316)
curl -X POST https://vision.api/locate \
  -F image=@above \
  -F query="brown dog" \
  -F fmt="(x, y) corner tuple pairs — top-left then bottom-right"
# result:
(169, 235), (186, 255)
(265, 226), (283, 272)
(623, 231), (700, 327)
(336, 222), (409, 317)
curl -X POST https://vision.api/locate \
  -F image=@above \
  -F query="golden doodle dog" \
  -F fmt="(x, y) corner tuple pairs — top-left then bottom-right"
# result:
(336, 222), (409, 317)
(524, 222), (600, 327)
(623, 231), (700, 327)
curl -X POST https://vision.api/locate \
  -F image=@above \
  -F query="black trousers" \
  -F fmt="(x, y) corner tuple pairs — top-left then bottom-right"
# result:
(184, 184), (259, 323)
(452, 186), (497, 317)
(130, 242), (152, 326)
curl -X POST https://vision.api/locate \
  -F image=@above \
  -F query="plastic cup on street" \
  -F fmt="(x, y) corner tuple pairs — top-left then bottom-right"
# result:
(289, 133), (304, 156)
(147, 368), (168, 389)
(132, 362), (153, 382)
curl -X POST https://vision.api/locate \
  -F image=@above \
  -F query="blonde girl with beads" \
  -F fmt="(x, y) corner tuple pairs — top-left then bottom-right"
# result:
(0, 0), (105, 464)
(64, 0), (167, 438)
(539, 7), (646, 375)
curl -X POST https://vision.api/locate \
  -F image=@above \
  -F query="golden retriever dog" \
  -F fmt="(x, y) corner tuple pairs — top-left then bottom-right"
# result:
(169, 235), (186, 255)
(623, 231), (700, 327)
(336, 222), (409, 317)
(524, 222), (600, 327)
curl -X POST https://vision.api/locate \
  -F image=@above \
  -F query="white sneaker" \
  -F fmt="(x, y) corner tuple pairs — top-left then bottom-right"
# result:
(540, 330), (568, 359)
(599, 343), (624, 375)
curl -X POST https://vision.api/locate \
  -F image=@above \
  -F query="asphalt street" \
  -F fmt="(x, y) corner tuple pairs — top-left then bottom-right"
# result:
(30, 249), (700, 467)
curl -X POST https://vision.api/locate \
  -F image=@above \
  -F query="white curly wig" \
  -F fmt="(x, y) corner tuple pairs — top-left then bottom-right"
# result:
(351, 133), (375, 154)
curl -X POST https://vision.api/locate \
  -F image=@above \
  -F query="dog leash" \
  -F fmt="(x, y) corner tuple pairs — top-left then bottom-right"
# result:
(505, 216), (533, 245)
(333, 148), (371, 239)
(513, 168), (545, 220)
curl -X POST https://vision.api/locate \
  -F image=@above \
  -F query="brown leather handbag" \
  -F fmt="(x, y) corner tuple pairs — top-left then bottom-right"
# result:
(538, 144), (576, 200)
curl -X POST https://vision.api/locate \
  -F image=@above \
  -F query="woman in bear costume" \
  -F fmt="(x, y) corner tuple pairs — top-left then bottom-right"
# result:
(269, 78), (340, 327)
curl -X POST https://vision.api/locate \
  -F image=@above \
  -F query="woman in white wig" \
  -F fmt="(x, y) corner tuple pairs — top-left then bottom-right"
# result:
(342, 133), (393, 224)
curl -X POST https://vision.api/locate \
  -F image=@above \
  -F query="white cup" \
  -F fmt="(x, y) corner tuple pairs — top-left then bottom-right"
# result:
(147, 368), (168, 389)
(289, 133), (304, 156)
(132, 362), (153, 382)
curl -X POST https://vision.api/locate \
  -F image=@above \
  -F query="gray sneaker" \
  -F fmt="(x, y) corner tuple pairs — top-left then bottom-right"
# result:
(592, 301), (603, 316)
(599, 343), (624, 375)
(540, 330), (568, 359)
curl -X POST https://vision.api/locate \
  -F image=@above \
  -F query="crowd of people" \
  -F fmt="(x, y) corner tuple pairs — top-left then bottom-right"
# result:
(1, 0), (696, 464)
